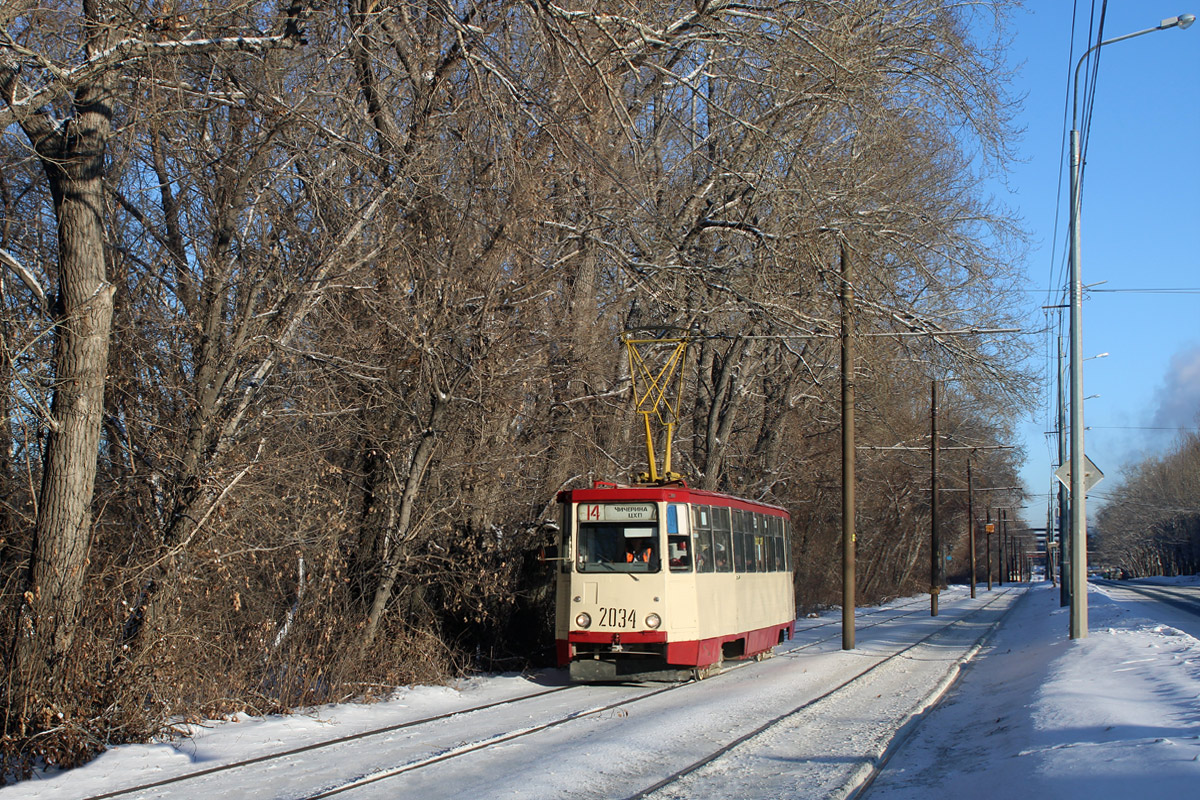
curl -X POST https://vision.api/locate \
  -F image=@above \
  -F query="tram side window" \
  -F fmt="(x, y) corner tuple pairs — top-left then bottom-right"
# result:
(751, 514), (763, 573)
(765, 516), (780, 572)
(692, 505), (715, 573)
(753, 514), (766, 572)
(711, 506), (733, 572)
(731, 510), (743, 572)
(783, 519), (793, 572)
(732, 510), (749, 573)
(667, 504), (692, 572)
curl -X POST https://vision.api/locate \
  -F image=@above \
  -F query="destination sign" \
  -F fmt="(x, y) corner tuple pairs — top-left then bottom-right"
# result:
(578, 503), (657, 522)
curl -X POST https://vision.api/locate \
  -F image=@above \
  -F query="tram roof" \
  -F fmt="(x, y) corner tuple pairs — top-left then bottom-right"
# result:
(557, 481), (790, 517)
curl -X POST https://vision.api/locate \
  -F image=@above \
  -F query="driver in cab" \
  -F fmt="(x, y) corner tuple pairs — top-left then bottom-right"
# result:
(626, 538), (653, 563)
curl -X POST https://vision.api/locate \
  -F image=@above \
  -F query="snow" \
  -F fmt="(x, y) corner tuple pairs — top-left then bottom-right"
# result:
(4, 578), (1198, 799)
(869, 577), (1200, 799)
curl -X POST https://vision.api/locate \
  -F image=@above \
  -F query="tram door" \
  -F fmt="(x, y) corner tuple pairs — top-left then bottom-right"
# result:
(665, 504), (699, 635)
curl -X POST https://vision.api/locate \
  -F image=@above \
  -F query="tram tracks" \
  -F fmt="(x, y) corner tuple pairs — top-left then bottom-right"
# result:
(782, 594), (943, 655)
(80, 686), (575, 800)
(627, 588), (1021, 800)
(304, 684), (683, 799)
(80, 590), (1017, 800)
(316, 590), (1015, 799)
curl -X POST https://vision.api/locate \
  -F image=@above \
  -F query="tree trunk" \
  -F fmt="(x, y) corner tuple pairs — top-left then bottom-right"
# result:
(361, 392), (450, 649)
(14, 92), (116, 702)
(695, 337), (756, 491)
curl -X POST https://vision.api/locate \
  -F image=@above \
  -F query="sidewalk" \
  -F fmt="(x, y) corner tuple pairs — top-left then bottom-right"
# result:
(865, 580), (1200, 799)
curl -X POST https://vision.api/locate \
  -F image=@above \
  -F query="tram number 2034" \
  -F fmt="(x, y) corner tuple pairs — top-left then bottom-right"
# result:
(599, 607), (636, 628)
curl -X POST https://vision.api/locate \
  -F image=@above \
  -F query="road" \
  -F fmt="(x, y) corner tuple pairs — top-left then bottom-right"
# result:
(1092, 578), (1200, 638)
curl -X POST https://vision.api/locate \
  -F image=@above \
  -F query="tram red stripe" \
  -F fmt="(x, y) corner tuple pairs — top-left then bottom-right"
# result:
(560, 621), (793, 669)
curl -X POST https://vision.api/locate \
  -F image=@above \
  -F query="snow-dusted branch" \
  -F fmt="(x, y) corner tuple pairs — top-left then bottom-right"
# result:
(0, 247), (47, 312)
(0, 13), (305, 130)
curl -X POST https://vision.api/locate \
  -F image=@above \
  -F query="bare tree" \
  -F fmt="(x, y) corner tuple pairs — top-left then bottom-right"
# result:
(1096, 431), (1200, 576)
(1, 0), (306, 738)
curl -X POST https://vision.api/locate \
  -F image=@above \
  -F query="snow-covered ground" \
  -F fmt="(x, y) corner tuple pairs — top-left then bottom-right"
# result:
(3, 578), (1197, 799)
(868, 576), (1200, 799)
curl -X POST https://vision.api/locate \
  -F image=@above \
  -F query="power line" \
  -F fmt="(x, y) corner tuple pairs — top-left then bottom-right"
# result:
(1020, 287), (1200, 294)
(1087, 426), (1200, 432)
(1079, 0), (1108, 191)
(1041, 1), (1086, 479)
(1087, 492), (1200, 513)
(1044, 0), (1080, 311)
(1090, 288), (1200, 294)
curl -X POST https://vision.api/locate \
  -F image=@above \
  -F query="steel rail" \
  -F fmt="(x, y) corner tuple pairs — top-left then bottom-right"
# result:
(623, 588), (1019, 800)
(313, 596), (982, 799)
(306, 682), (686, 798)
(80, 685), (574, 800)
(782, 595), (943, 654)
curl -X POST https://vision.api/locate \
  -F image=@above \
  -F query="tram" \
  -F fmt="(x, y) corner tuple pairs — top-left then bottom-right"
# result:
(549, 330), (796, 681)
(552, 480), (795, 681)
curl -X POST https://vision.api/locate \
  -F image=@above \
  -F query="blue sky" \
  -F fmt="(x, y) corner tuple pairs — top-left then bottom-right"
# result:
(990, 2), (1200, 525)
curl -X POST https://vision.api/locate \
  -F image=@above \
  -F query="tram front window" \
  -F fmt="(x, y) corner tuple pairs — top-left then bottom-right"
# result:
(577, 524), (659, 572)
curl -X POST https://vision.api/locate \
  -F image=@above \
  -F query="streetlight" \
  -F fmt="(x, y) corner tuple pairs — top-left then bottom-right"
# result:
(1084, 352), (1109, 361)
(1067, 12), (1194, 640)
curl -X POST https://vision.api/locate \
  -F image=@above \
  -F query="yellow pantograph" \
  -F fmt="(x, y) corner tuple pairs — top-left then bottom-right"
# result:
(622, 329), (690, 485)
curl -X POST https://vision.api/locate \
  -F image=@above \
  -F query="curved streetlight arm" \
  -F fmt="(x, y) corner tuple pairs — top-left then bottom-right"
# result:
(1073, 14), (1196, 127)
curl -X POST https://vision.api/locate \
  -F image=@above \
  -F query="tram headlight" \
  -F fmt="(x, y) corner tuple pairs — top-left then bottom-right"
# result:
(645, 613), (661, 630)
(575, 612), (592, 629)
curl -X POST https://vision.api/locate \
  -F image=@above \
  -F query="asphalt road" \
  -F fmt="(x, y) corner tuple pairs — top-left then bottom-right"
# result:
(1093, 578), (1200, 637)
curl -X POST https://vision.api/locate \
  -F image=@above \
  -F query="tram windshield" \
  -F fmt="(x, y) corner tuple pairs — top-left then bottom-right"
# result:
(576, 523), (660, 572)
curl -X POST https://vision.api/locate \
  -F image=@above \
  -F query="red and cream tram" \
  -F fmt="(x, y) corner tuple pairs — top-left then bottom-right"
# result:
(553, 481), (795, 681)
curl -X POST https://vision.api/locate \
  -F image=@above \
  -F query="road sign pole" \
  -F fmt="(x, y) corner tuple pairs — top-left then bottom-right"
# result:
(968, 456), (976, 599)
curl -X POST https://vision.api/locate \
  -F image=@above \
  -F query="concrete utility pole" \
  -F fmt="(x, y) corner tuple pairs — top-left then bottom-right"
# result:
(1066, 12), (1195, 640)
(1057, 335), (1070, 606)
(930, 380), (940, 616)
(998, 520), (1008, 582)
(840, 240), (856, 650)
(1047, 494), (1057, 586)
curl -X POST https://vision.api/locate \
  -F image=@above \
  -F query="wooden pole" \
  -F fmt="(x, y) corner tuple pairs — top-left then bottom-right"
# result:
(840, 240), (856, 650)
(930, 380), (940, 616)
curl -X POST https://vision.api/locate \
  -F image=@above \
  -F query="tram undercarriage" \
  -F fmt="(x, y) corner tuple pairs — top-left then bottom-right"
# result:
(568, 647), (696, 683)
(564, 624), (790, 683)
